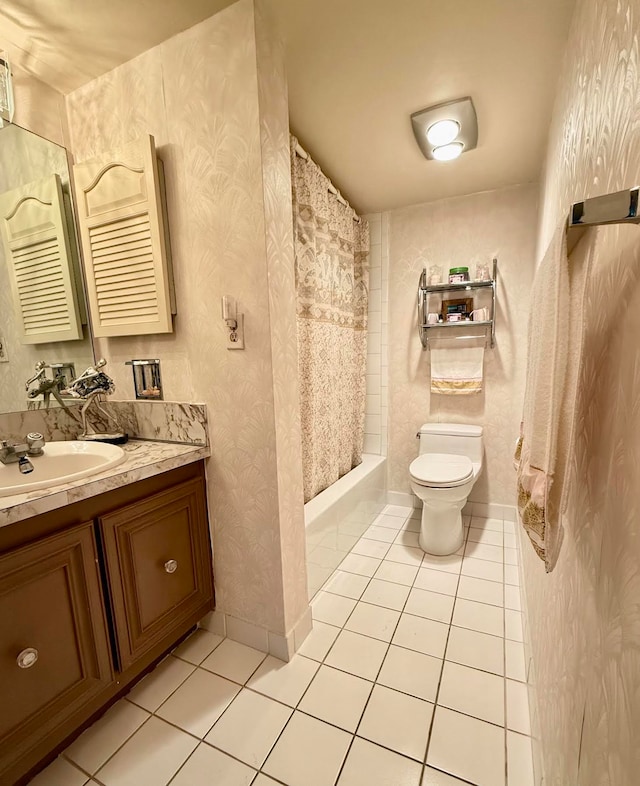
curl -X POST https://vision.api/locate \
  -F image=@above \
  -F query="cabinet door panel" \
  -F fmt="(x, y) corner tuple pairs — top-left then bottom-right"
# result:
(0, 523), (112, 775)
(100, 476), (213, 669)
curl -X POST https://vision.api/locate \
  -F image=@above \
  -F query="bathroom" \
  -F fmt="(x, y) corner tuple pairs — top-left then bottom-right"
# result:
(0, 0), (638, 784)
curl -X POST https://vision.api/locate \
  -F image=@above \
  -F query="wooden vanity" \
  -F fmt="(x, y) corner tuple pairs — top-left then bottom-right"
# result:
(0, 459), (214, 786)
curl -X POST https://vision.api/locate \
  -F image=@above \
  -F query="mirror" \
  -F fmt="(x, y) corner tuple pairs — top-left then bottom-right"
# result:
(0, 123), (94, 415)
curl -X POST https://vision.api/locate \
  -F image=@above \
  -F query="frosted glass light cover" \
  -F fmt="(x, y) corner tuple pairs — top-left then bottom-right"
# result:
(433, 142), (464, 161)
(426, 119), (460, 146)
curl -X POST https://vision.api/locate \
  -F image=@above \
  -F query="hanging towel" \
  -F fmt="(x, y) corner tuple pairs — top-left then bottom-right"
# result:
(430, 347), (484, 394)
(515, 223), (596, 571)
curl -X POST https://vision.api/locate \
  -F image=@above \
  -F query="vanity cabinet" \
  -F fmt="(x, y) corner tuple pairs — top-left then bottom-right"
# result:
(0, 461), (214, 786)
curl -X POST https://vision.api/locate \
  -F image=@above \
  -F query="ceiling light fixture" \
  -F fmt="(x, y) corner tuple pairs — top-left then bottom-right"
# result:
(426, 119), (460, 147)
(411, 97), (477, 162)
(432, 142), (464, 161)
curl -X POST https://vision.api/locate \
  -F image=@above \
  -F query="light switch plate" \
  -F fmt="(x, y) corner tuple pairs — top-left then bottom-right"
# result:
(0, 337), (7, 362)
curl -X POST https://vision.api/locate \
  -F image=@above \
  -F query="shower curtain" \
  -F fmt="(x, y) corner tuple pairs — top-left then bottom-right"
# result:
(290, 135), (369, 503)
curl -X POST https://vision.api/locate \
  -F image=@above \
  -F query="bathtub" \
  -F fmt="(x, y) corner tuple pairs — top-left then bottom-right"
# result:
(305, 454), (387, 598)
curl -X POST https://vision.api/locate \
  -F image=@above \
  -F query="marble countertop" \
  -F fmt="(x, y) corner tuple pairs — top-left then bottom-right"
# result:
(0, 440), (210, 529)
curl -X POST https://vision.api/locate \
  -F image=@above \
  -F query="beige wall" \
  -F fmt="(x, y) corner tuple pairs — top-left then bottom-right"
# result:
(521, 1), (640, 784)
(387, 183), (538, 505)
(64, 0), (309, 648)
(10, 65), (67, 147)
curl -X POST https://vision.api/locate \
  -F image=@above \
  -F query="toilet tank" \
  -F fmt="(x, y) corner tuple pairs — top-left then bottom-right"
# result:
(418, 423), (483, 463)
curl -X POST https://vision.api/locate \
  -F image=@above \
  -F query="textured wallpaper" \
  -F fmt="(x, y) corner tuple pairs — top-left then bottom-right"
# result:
(387, 184), (538, 505)
(521, 1), (640, 784)
(65, 0), (308, 639)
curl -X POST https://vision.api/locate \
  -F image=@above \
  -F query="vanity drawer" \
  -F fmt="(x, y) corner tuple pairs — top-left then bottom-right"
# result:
(0, 523), (113, 780)
(99, 476), (213, 669)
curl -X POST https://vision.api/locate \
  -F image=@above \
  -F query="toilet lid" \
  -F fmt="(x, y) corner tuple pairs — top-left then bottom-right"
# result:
(409, 453), (473, 487)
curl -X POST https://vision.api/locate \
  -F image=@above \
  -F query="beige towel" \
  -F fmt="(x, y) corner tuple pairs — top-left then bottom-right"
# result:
(430, 347), (484, 394)
(515, 223), (596, 571)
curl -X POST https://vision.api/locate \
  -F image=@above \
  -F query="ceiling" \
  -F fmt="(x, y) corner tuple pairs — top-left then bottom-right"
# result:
(0, 0), (576, 213)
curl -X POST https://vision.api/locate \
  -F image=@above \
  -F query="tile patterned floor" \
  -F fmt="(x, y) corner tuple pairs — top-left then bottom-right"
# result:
(31, 505), (534, 786)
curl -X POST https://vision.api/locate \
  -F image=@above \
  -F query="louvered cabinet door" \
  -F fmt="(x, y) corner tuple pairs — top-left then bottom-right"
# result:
(0, 173), (84, 344)
(72, 134), (175, 337)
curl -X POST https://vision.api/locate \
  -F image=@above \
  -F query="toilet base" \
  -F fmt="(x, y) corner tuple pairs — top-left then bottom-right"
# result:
(411, 479), (473, 556)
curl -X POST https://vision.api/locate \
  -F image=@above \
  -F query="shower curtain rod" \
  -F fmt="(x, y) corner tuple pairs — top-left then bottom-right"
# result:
(567, 186), (640, 252)
(294, 141), (361, 221)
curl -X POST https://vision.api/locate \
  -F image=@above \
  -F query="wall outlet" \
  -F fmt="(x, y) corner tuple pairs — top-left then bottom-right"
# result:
(226, 313), (245, 350)
(0, 337), (7, 362)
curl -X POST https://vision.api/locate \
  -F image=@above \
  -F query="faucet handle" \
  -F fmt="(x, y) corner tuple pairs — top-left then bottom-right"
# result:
(26, 432), (45, 455)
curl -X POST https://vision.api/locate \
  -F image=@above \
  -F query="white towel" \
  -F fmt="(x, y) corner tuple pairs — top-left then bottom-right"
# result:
(430, 347), (484, 394)
(515, 223), (596, 571)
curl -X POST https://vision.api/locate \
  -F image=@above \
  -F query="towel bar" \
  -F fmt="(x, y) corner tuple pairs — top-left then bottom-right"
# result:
(567, 186), (640, 252)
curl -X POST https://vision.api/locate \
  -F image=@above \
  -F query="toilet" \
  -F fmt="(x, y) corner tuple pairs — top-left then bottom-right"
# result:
(409, 423), (483, 555)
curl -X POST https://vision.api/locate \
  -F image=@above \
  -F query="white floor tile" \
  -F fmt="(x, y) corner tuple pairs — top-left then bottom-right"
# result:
(344, 601), (401, 642)
(339, 553), (382, 577)
(156, 668), (240, 738)
(252, 776), (281, 786)
(452, 598), (504, 637)
(201, 638), (266, 684)
(421, 766), (470, 784)
(413, 567), (459, 596)
(394, 529), (420, 548)
(437, 661), (505, 726)
(29, 757), (89, 786)
(323, 570), (370, 599)
(312, 592), (357, 626)
(386, 544), (425, 567)
(325, 629), (388, 681)
(358, 684), (433, 761)
(392, 614), (449, 659)
(172, 629), (224, 665)
(505, 639), (527, 682)
(446, 626), (504, 676)
(352, 537), (391, 559)
(96, 717), (198, 786)
(205, 689), (291, 768)
(505, 609), (524, 641)
(374, 560), (419, 586)
(383, 504), (414, 518)
(504, 565), (520, 586)
(263, 711), (351, 786)
(299, 664), (372, 732)
(361, 578), (410, 610)
(461, 556), (504, 583)
(297, 620), (341, 662)
(470, 516), (503, 533)
(464, 541), (504, 563)
(507, 731), (535, 786)
(506, 679), (531, 734)
(457, 575), (504, 607)
(65, 700), (149, 774)
(247, 655), (319, 707)
(377, 644), (442, 702)
(338, 737), (423, 786)
(427, 707), (505, 786)
(404, 588), (454, 624)
(467, 527), (503, 546)
(126, 656), (194, 712)
(365, 526), (399, 543)
(373, 513), (407, 530)
(504, 584), (522, 611)
(404, 518), (421, 533)
(420, 553), (463, 575)
(170, 743), (255, 786)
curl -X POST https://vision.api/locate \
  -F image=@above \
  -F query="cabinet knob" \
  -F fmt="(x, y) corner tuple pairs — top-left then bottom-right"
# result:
(17, 648), (39, 669)
(164, 559), (178, 574)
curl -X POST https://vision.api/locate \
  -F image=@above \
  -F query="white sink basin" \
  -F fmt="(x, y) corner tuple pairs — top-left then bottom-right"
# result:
(0, 440), (126, 498)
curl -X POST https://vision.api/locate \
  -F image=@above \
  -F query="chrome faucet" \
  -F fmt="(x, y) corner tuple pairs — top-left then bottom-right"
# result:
(0, 433), (45, 473)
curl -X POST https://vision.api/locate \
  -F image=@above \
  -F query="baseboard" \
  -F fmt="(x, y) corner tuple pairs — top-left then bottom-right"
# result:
(387, 491), (517, 521)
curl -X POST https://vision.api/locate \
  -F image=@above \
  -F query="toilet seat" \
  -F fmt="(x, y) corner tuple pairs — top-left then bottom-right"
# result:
(409, 453), (473, 488)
